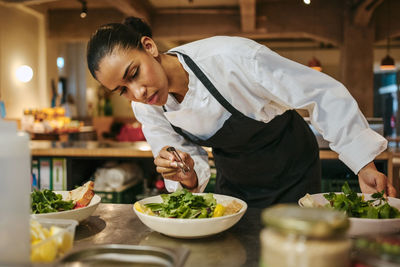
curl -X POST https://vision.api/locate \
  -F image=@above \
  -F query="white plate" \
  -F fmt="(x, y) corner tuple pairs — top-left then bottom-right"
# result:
(31, 191), (101, 223)
(133, 193), (247, 238)
(299, 193), (400, 236)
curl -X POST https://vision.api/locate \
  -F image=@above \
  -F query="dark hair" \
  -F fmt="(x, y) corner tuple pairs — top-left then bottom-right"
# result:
(87, 17), (152, 79)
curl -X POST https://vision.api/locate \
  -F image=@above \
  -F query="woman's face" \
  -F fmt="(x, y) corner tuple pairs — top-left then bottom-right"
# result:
(96, 37), (169, 106)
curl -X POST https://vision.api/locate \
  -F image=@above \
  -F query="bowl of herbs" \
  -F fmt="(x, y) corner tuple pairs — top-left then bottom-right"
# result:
(299, 182), (400, 236)
(31, 189), (101, 223)
(133, 189), (247, 238)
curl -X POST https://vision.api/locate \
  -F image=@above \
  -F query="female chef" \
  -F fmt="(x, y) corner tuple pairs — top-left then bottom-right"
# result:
(87, 17), (396, 207)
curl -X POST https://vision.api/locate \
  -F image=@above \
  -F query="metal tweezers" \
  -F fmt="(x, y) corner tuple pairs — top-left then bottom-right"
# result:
(167, 146), (191, 174)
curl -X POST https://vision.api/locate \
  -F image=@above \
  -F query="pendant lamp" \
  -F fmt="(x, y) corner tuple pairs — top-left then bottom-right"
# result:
(308, 57), (322, 72)
(381, 54), (395, 70)
(380, 0), (395, 70)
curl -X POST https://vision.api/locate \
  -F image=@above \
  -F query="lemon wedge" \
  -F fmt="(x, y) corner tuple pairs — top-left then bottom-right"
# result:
(30, 220), (74, 263)
(134, 202), (144, 213)
(212, 204), (226, 217)
(31, 240), (57, 262)
(134, 202), (154, 215)
(50, 226), (72, 253)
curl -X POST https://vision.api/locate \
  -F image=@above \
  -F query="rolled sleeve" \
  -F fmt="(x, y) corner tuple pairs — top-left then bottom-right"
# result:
(252, 46), (387, 174)
(337, 128), (387, 174)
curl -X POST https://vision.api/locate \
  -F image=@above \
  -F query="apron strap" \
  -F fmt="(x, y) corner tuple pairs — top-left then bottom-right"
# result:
(162, 105), (205, 144)
(169, 51), (244, 118)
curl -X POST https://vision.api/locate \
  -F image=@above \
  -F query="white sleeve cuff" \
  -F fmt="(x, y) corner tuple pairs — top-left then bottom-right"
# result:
(164, 180), (182, 192)
(336, 128), (387, 174)
(192, 156), (211, 192)
(164, 155), (210, 193)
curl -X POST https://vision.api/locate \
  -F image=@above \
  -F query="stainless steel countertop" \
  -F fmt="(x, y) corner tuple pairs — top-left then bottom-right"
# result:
(73, 204), (263, 267)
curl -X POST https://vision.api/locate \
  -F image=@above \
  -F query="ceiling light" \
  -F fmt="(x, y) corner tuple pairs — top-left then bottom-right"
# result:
(303, 0), (311, 5)
(308, 57), (322, 72)
(78, 0), (87, 18)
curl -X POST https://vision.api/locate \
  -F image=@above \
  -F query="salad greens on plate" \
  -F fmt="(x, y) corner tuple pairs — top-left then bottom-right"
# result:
(323, 182), (400, 219)
(144, 189), (217, 218)
(31, 189), (75, 214)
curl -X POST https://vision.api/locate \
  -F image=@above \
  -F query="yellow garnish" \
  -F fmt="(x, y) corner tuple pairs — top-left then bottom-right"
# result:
(30, 220), (73, 263)
(31, 239), (57, 262)
(134, 202), (144, 213)
(212, 204), (226, 217)
(134, 202), (154, 215)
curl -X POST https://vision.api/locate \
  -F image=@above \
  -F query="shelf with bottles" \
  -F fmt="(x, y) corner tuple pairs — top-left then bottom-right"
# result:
(21, 107), (83, 136)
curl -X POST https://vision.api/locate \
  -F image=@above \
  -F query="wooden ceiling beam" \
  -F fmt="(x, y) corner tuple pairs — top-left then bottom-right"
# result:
(105, 0), (153, 25)
(48, 8), (124, 40)
(239, 0), (256, 32)
(158, 7), (237, 15)
(2, 0), (61, 5)
(47, 2), (341, 46)
(353, 0), (383, 26)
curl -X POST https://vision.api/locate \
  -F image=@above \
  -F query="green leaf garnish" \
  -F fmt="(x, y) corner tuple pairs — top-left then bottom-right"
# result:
(323, 182), (400, 219)
(31, 189), (74, 214)
(144, 189), (217, 219)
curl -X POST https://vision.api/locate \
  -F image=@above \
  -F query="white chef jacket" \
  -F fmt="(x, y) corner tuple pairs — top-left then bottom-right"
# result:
(132, 36), (387, 193)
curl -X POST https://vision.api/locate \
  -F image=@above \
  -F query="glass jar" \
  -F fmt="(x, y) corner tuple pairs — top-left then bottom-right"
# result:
(0, 119), (31, 265)
(260, 204), (351, 267)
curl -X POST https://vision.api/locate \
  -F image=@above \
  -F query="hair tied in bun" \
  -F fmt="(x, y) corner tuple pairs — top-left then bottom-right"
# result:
(123, 16), (152, 38)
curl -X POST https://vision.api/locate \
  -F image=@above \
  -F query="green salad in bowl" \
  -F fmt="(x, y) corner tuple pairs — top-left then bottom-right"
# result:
(322, 182), (400, 219)
(133, 189), (247, 238)
(299, 182), (400, 236)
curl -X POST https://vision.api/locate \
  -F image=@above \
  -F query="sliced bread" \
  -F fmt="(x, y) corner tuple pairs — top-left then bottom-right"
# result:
(66, 181), (95, 209)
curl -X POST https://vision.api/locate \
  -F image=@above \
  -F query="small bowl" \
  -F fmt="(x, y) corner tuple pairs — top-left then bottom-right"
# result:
(133, 193), (247, 238)
(31, 218), (78, 263)
(299, 193), (400, 236)
(31, 191), (101, 223)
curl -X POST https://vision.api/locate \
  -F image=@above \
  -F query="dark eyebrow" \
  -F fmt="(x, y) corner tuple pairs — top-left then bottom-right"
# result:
(111, 61), (133, 92)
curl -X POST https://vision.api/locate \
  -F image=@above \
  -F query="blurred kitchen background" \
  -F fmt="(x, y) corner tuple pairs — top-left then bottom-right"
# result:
(1, 0), (400, 201)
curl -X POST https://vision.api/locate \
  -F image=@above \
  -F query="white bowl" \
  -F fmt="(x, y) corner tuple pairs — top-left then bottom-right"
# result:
(133, 193), (247, 238)
(299, 193), (400, 237)
(31, 191), (101, 223)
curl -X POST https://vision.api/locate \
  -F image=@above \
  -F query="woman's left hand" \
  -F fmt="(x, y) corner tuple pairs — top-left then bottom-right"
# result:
(358, 162), (397, 197)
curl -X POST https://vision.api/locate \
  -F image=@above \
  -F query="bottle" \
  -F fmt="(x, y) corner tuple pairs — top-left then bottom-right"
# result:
(0, 119), (31, 265)
(260, 204), (351, 267)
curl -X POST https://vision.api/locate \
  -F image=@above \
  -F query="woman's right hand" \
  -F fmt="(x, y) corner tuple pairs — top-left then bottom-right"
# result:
(154, 146), (198, 190)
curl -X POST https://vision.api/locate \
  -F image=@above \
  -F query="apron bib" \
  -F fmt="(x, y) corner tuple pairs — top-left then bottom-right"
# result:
(164, 53), (321, 208)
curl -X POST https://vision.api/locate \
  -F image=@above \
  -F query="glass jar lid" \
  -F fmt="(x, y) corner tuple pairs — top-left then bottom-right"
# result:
(262, 204), (349, 238)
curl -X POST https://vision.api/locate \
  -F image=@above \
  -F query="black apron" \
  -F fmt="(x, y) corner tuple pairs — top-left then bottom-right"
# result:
(164, 53), (321, 208)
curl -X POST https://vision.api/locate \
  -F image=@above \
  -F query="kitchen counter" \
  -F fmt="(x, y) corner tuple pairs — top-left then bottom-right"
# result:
(30, 140), (153, 158)
(73, 203), (263, 267)
(30, 140), (393, 160)
(30, 140), (395, 192)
